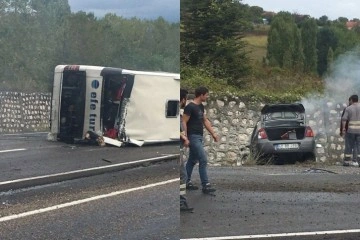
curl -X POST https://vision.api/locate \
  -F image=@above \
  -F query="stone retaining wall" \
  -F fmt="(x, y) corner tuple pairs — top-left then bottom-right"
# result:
(200, 95), (347, 166)
(0, 92), (51, 133)
(0, 91), (347, 165)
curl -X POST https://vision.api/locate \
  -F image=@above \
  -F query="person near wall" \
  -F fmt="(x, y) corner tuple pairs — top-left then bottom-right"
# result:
(341, 94), (360, 167)
(340, 96), (358, 166)
(180, 88), (193, 212)
(182, 86), (220, 194)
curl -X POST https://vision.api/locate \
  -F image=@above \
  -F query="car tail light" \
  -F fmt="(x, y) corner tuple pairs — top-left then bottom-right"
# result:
(305, 126), (314, 137)
(258, 128), (268, 139)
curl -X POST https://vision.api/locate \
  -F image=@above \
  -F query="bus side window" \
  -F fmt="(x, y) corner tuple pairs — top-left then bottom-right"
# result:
(166, 100), (179, 118)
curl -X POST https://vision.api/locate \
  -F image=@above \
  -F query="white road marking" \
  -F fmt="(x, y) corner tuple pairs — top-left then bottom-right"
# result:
(181, 229), (360, 239)
(266, 173), (299, 176)
(3, 132), (48, 136)
(0, 178), (178, 222)
(0, 148), (26, 153)
(0, 154), (179, 186)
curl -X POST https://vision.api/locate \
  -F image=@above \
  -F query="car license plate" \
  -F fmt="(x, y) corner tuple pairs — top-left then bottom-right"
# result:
(275, 143), (299, 150)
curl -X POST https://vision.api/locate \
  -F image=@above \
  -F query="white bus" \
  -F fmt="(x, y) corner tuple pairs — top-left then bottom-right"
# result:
(48, 65), (180, 146)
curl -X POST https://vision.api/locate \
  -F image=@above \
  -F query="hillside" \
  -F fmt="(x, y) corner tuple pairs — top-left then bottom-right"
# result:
(243, 24), (270, 63)
(243, 34), (268, 64)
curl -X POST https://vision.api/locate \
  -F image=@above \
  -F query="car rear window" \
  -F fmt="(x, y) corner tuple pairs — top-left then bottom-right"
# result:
(264, 111), (298, 120)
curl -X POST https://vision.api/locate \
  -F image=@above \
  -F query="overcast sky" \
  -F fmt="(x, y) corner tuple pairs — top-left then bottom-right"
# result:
(68, 0), (179, 22)
(242, 0), (360, 20)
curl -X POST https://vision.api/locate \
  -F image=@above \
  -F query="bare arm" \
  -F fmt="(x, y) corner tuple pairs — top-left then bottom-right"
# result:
(203, 114), (219, 142)
(182, 114), (190, 147)
(182, 114), (190, 134)
(180, 131), (189, 147)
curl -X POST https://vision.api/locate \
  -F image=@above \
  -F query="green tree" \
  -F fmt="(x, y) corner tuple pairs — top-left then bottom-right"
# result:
(97, 15), (179, 72)
(316, 27), (337, 75)
(282, 50), (292, 69)
(181, 0), (251, 84)
(332, 24), (359, 55)
(267, 28), (281, 66)
(267, 12), (303, 70)
(327, 47), (334, 72)
(0, 0), (179, 91)
(293, 13), (310, 26)
(336, 17), (348, 24)
(317, 15), (330, 26)
(301, 18), (317, 73)
(248, 6), (263, 24)
(293, 26), (304, 71)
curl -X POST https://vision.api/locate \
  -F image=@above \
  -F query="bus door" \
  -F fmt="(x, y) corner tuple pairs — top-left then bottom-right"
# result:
(58, 70), (86, 142)
(101, 77), (123, 130)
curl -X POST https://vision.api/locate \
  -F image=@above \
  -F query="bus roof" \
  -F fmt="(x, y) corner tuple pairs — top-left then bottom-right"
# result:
(55, 65), (179, 79)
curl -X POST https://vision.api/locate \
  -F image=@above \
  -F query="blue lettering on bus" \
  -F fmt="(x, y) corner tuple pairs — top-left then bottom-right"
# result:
(89, 114), (97, 131)
(89, 81), (99, 131)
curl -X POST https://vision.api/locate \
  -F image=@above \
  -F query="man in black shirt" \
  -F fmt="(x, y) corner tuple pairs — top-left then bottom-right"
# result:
(180, 89), (193, 212)
(182, 86), (219, 194)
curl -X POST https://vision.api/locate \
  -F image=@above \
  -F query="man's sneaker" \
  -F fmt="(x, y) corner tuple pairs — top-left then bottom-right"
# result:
(343, 161), (351, 166)
(351, 161), (359, 167)
(202, 183), (216, 194)
(180, 202), (194, 212)
(186, 182), (199, 190)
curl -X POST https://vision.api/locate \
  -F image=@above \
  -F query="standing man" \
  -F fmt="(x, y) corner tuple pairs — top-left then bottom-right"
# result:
(342, 94), (360, 167)
(180, 89), (193, 212)
(340, 96), (358, 166)
(182, 86), (219, 194)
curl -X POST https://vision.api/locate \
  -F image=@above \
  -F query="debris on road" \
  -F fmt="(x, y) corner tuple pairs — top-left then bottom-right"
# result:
(102, 158), (112, 163)
(303, 168), (338, 174)
(103, 136), (122, 147)
(85, 131), (105, 147)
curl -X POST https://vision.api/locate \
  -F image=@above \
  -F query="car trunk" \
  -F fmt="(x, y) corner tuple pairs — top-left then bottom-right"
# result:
(265, 126), (306, 141)
(261, 103), (306, 141)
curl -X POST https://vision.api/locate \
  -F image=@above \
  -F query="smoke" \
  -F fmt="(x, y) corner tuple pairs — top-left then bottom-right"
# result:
(324, 50), (360, 101)
(301, 49), (360, 135)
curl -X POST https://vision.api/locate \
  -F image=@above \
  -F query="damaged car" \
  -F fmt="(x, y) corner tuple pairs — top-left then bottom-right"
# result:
(249, 103), (316, 164)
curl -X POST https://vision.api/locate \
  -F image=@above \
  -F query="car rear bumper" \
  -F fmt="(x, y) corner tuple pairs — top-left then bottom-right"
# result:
(256, 138), (315, 155)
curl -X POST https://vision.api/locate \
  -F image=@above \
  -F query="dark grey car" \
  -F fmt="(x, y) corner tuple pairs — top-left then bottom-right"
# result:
(249, 103), (316, 164)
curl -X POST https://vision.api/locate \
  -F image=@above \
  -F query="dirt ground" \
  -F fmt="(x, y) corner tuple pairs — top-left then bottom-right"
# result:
(212, 162), (360, 193)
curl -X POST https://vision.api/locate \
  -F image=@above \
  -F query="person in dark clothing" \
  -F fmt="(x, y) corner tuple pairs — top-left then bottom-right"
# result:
(340, 96), (358, 166)
(180, 88), (193, 212)
(342, 94), (360, 167)
(182, 86), (219, 194)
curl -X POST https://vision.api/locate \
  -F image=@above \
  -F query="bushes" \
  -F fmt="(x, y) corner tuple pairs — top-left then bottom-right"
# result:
(181, 64), (324, 103)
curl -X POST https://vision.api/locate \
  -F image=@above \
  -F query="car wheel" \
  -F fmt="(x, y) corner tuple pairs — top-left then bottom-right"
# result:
(256, 154), (273, 165)
(273, 154), (284, 165)
(249, 146), (265, 165)
(302, 152), (316, 162)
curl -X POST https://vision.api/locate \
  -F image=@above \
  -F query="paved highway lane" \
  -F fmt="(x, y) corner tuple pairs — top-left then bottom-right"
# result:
(181, 166), (360, 240)
(0, 160), (179, 240)
(0, 133), (178, 183)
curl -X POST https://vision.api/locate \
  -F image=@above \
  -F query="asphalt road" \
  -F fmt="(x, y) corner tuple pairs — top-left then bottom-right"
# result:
(0, 132), (178, 190)
(0, 132), (180, 239)
(5, 133), (360, 239)
(0, 160), (179, 240)
(181, 165), (360, 240)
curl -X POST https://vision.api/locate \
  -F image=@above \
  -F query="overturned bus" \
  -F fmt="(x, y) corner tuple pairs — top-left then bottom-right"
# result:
(48, 65), (180, 146)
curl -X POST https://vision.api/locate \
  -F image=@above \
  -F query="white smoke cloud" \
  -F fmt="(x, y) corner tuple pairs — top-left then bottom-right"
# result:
(303, 49), (360, 108)
(325, 50), (360, 101)
(301, 49), (360, 136)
